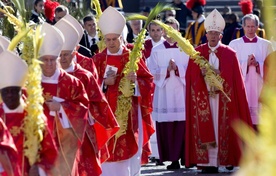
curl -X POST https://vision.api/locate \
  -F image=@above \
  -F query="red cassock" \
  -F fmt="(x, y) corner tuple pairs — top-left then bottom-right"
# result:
(0, 118), (20, 176)
(68, 63), (119, 176)
(76, 52), (99, 81)
(0, 105), (58, 176)
(185, 43), (253, 167)
(93, 47), (155, 164)
(41, 69), (89, 175)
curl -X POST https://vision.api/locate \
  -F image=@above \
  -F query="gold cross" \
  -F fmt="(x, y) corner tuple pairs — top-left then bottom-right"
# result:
(10, 126), (21, 137)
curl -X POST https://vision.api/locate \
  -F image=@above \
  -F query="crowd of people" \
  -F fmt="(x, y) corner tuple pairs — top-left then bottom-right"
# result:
(0, 0), (275, 175)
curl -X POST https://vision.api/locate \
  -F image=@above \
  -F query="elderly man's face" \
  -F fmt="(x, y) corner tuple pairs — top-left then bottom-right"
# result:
(206, 31), (222, 47)
(40, 55), (58, 77)
(59, 50), (74, 70)
(243, 18), (258, 38)
(104, 33), (122, 54)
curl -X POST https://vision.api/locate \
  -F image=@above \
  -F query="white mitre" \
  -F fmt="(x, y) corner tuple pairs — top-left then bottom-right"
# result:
(0, 50), (28, 89)
(39, 23), (65, 57)
(55, 18), (79, 51)
(62, 14), (84, 43)
(204, 9), (225, 33)
(98, 6), (126, 35)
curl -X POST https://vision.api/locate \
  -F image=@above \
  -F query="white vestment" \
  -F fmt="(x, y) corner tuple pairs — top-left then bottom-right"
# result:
(229, 36), (273, 124)
(148, 43), (189, 122)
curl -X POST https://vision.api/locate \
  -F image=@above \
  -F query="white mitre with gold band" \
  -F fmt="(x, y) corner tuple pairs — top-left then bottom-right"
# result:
(0, 35), (10, 54)
(55, 18), (79, 51)
(98, 6), (126, 35)
(0, 50), (28, 89)
(39, 23), (65, 57)
(62, 14), (84, 43)
(204, 9), (225, 33)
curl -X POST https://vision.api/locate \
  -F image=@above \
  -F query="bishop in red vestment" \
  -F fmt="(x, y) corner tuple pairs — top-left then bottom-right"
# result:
(55, 18), (120, 176)
(185, 9), (252, 172)
(39, 23), (89, 175)
(0, 50), (58, 176)
(93, 6), (154, 176)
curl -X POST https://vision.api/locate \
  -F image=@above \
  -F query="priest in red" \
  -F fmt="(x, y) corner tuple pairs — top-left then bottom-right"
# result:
(0, 50), (58, 175)
(55, 18), (119, 176)
(62, 14), (99, 81)
(185, 9), (252, 173)
(93, 7), (154, 176)
(39, 23), (89, 175)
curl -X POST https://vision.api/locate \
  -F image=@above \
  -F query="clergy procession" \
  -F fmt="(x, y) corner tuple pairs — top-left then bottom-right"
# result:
(0, 0), (275, 175)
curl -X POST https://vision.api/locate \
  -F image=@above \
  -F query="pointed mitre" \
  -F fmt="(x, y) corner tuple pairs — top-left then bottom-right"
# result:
(39, 23), (65, 57)
(55, 18), (79, 51)
(62, 14), (84, 43)
(204, 9), (225, 33)
(0, 50), (28, 89)
(98, 6), (126, 35)
(0, 35), (10, 54)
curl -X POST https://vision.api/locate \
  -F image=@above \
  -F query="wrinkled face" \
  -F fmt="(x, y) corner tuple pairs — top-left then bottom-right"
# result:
(206, 31), (222, 47)
(243, 18), (258, 38)
(35, 1), (44, 14)
(149, 24), (163, 42)
(59, 50), (74, 70)
(54, 11), (67, 22)
(1, 86), (21, 110)
(104, 33), (122, 54)
(84, 20), (97, 36)
(40, 55), (58, 77)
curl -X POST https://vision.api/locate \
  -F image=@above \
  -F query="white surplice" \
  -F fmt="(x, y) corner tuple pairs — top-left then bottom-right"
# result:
(229, 37), (273, 124)
(148, 44), (189, 122)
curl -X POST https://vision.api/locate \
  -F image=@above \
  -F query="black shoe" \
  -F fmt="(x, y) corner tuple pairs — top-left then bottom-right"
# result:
(166, 161), (180, 170)
(155, 159), (165, 166)
(225, 166), (234, 171)
(201, 167), (218, 174)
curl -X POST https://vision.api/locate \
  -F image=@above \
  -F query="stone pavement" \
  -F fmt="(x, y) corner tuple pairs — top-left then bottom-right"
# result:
(141, 161), (238, 176)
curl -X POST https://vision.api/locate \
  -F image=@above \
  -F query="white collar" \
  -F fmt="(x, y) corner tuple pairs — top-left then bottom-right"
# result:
(31, 10), (39, 16)
(208, 41), (220, 51)
(41, 68), (60, 83)
(3, 98), (25, 113)
(107, 47), (123, 55)
(64, 62), (75, 73)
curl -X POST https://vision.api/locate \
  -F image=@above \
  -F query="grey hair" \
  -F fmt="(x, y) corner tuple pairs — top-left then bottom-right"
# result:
(242, 14), (259, 27)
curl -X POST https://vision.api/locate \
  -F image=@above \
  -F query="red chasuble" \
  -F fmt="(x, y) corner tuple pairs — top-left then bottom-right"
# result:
(185, 43), (253, 167)
(41, 69), (89, 175)
(68, 63), (119, 176)
(76, 52), (99, 81)
(93, 47), (155, 163)
(0, 118), (20, 176)
(0, 105), (58, 176)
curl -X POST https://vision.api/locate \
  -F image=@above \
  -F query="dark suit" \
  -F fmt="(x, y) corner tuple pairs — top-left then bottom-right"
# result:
(78, 31), (99, 57)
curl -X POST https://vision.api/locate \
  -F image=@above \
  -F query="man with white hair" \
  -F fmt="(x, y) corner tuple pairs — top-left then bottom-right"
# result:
(39, 22), (89, 175)
(185, 9), (252, 173)
(92, 6), (154, 176)
(229, 14), (273, 130)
